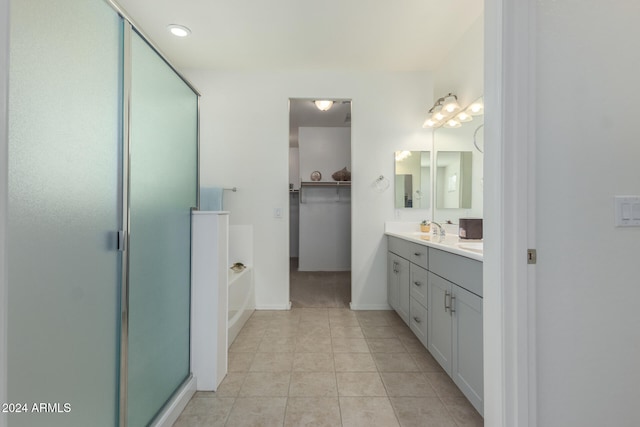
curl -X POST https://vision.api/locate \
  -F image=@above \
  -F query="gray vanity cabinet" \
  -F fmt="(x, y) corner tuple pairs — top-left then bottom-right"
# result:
(428, 248), (484, 416)
(387, 236), (483, 416)
(387, 252), (409, 322)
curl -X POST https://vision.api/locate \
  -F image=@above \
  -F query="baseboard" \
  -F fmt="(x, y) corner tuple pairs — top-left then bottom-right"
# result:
(151, 375), (196, 427)
(255, 303), (291, 310)
(349, 302), (393, 311)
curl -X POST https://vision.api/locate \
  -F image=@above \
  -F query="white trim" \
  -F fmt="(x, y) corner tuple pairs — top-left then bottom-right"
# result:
(484, 0), (536, 426)
(150, 375), (195, 427)
(0, 0), (9, 425)
(255, 304), (291, 311)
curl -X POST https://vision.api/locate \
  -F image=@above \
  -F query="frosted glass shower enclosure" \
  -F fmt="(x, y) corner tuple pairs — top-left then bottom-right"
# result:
(125, 30), (198, 427)
(6, 1), (199, 426)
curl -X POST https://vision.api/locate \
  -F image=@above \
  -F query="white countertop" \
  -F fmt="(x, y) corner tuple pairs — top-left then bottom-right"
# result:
(384, 222), (483, 261)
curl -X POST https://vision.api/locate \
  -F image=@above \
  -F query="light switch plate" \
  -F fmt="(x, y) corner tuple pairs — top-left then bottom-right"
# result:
(615, 196), (640, 227)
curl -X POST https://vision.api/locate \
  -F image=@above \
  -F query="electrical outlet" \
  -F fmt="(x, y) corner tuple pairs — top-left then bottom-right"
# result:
(274, 207), (282, 218)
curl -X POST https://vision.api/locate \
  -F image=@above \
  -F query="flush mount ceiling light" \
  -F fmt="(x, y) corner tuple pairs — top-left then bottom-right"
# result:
(167, 24), (191, 38)
(314, 100), (334, 111)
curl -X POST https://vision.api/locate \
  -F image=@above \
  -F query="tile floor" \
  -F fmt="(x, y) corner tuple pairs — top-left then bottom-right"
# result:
(289, 258), (351, 308)
(173, 308), (484, 427)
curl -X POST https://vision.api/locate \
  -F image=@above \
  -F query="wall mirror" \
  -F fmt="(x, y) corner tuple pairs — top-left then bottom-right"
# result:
(433, 95), (484, 224)
(394, 150), (430, 209)
(435, 151), (472, 209)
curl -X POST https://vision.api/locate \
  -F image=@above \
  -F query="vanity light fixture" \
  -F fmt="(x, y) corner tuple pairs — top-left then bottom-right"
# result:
(423, 93), (483, 129)
(314, 100), (334, 111)
(167, 24), (192, 37)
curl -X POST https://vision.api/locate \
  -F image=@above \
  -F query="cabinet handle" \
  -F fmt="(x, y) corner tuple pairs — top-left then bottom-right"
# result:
(413, 316), (421, 324)
(450, 295), (456, 314)
(414, 281), (422, 287)
(414, 252), (422, 257)
(444, 290), (450, 312)
(393, 261), (398, 273)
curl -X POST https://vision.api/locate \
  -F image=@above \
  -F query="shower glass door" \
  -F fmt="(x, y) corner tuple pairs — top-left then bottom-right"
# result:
(7, 1), (122, 426)
(126, 30), (198, 427)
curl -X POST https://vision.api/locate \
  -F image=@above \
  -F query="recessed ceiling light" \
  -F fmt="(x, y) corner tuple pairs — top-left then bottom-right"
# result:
(167, 24), (191, 38)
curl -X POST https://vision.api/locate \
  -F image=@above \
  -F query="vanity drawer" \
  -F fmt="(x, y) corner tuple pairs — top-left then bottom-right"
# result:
(410, 263), (428, 307)
(429, 248), (483, 297)
(388, 236), (429, 270)
(410, 297), (428, 346)
(388, 236), (412, 259)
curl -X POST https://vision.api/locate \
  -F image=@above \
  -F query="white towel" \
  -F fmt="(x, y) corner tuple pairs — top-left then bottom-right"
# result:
(200, 187), (223, 211)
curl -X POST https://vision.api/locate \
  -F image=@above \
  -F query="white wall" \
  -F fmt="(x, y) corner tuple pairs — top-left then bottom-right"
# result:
(535, 1), (640, 425)
(185, 69), (434, 309)
(298, 127), (350, 184)
(434, 15), (484, 107)
(298, 127), (351, 271)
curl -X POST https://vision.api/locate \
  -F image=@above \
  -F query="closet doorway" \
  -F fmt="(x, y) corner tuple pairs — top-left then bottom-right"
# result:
(288, 98), (352, 308)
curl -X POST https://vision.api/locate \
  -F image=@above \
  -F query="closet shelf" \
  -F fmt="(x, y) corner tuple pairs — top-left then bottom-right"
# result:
(301, 181), (351, 187)
(299, 181), (351, 204)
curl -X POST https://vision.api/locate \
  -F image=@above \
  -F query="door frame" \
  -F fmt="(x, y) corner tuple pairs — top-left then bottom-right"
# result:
(0, 1), (9, 426)
(286, 98), (353, 307)
(484, 0), (537, 426)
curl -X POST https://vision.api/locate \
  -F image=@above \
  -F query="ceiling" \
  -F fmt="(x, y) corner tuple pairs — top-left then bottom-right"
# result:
(289, 99), (351, 146)
(114, 0), (482, 146)
(115, 0), (483, 72)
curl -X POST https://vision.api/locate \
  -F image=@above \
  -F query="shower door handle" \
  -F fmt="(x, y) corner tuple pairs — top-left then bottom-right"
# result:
(117, 230), (126, 252)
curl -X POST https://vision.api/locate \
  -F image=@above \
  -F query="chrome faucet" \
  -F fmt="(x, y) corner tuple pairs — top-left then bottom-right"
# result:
(430, 221), (446, 238)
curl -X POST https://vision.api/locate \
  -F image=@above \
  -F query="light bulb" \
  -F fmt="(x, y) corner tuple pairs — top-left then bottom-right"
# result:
(442, 95), (460, 113)
(469, 101), (484, 115)
(444, 118), (461, 128)
(456, 111), (473, 122)
(314, 100), (334, 111)
(422, 118), (438, 128)
(433, 110), (445, 122)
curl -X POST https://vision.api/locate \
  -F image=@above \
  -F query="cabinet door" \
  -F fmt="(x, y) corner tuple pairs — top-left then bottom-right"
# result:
(397, 257), (410, 324)
(428, 272), (453, 374)
(387, 252), (400, 311)
(452, 284), (484, 415)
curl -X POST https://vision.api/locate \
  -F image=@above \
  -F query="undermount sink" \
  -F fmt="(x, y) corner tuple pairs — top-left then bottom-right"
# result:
(457, 241), (484, 253)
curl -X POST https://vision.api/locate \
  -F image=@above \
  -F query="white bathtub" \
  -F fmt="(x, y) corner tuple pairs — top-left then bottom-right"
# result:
(228, 266), (254, 346)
